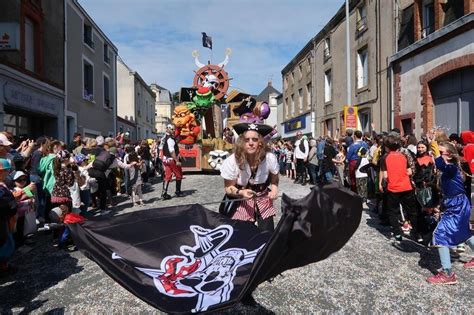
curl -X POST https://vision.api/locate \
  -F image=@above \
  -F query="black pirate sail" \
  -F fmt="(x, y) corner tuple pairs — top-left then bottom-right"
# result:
(70, 184), (362, 313)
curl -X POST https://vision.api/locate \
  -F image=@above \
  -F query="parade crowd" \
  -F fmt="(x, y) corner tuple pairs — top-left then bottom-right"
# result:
(0, 123), (473, 286)
(270, 127), (474, 284)
(0, 126), (185, 277)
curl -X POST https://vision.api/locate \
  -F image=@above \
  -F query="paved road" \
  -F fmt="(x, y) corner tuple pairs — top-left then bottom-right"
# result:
(1, 174), (473, 314)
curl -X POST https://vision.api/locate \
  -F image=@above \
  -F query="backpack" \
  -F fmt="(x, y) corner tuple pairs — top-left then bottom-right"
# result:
(299, 140), (307, 154)
(92, 151), (115, 172)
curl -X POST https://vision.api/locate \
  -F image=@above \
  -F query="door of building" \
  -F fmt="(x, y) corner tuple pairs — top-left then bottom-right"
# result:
(430, 67), (474, 134)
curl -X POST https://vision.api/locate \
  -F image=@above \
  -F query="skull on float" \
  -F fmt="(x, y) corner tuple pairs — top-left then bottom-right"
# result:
(207, 150), (229, 170)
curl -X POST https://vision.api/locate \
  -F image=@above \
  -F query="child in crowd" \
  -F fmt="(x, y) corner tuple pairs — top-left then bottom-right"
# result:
(285, 144), (294, 179)
(69, 158), (85, 214)
(333, 144), (346, 186)
(75, 154), (92, 214)
(48, 204), (85, 251)
(51, 150), (74, 210)
(427, 141), (474, 285)
(379, 134), (421, 243)
(0, 159), (18, 276)
(355, 147), (369, 202)
(12, 171), (36, 247)
(127, 152), (144, 206)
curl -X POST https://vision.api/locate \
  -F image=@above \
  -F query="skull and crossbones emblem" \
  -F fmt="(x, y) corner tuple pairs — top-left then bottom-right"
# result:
(112, 225), (264, 313)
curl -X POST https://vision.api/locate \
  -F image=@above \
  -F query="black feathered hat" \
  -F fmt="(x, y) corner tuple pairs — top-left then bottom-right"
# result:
(233, 123), (273, 137)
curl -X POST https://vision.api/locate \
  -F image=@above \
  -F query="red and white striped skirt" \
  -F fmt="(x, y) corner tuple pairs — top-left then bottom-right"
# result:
(231, 191), (276, 222)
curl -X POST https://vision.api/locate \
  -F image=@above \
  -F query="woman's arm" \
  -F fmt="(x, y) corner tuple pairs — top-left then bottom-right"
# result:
(268, 172), (279, 200)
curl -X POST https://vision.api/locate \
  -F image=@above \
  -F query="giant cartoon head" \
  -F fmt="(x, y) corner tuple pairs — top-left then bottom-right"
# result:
(172, 104), (196, 128)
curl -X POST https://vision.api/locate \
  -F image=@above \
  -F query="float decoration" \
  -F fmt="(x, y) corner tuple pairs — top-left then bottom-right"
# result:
(172, 104), (201, 145)
(192, 49), (232, 101)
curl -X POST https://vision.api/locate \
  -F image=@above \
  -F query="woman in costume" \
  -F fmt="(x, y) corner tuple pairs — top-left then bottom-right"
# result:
(427, 141), (474, 285)
(220, 123), (279, 233)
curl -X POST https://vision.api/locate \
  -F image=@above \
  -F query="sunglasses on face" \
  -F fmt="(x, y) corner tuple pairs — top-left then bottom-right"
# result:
(244, 137), (259, 143)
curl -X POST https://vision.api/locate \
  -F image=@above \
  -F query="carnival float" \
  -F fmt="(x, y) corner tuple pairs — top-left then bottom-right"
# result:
(172, 48), (275, 172)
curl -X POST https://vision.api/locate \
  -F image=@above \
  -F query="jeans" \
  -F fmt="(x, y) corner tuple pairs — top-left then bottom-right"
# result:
(324, 171), (333, 182)
(307, 163), (319, 184)
(80, 189), (91, 212)
(30, 175), (45, 219)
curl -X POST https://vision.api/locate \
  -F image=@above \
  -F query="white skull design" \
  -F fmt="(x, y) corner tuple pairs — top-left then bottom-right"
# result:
(208, 150), (229, 170)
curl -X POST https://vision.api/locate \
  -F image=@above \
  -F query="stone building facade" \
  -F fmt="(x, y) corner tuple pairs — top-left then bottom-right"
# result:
(389, 0), (473, 136)
(282, 0), (397, 138)
(0, 0), (65, 139)
(65, 0), (118, 140)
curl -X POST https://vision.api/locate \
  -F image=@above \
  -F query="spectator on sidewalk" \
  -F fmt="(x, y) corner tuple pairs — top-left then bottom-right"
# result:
(293, 132), (309, 185)
(346, 130), (369, 192)
(379, 134), (421, 243)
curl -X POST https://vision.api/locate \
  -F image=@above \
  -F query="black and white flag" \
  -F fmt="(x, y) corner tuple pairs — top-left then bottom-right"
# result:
(70, 183), (362, 313)
(201, 32), (212, 50)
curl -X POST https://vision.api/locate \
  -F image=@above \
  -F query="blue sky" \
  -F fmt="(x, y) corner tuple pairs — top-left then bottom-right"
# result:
(79, 0), (341, 95)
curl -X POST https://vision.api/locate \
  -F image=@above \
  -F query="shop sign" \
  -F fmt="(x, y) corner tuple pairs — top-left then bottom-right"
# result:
(284, 115), (306, 133)
(3, 80), (62, 116)
(344, 105), (358, 129)
(0, 23), (19, 50)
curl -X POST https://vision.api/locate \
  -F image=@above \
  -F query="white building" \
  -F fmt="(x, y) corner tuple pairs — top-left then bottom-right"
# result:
(256, 81), (281, 128)
(150, 84), (174, 135)
(66, 0), (118, 140)
(117, 57), (156, 141)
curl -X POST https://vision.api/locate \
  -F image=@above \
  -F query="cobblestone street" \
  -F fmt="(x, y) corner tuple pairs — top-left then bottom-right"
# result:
(1, 174), (473, 314)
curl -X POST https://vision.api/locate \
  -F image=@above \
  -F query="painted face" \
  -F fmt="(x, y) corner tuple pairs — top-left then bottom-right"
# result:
(243, 130), (260, 155)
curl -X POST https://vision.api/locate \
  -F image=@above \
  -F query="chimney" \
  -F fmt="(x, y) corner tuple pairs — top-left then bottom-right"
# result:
(267, 81), (272, 87)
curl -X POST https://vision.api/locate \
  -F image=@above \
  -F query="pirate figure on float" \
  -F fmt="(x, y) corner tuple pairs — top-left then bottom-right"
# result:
(160, 124), (184, 200)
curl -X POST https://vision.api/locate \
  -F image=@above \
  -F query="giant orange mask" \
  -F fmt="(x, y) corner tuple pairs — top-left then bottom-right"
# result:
(172, 104), (201, 144)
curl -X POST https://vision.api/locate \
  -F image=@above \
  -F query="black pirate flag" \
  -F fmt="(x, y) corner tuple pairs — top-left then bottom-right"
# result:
(70, 183), (362, 313)
(201, 32), (212, 50)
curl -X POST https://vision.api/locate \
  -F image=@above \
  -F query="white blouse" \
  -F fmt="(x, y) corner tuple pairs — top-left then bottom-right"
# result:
(220, 152), (279, 186)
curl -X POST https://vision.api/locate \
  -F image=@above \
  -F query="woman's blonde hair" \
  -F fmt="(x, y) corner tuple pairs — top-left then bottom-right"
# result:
(234, 131), (270, 170)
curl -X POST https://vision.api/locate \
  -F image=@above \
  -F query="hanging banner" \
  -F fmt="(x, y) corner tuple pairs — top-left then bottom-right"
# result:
(344, 105), (358, 130)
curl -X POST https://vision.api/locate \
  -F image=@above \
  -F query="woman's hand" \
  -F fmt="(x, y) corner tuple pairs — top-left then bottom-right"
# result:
(268, 186), (278, 200)
(240, 189), (256, 199)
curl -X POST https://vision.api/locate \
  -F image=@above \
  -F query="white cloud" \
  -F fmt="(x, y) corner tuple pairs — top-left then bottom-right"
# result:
(79, 0), (341, 94)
